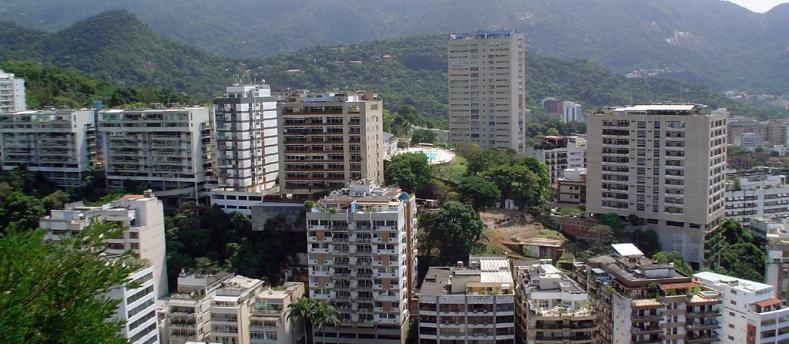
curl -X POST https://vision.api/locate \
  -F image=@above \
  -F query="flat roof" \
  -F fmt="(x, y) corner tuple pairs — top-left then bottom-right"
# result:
(616, 104), (699, 112)
(612, 243), (644, 257)
(694, 271), (773, 293)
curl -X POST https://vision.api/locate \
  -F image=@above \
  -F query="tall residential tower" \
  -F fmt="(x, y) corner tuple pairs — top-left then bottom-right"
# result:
(447, 30), (526, 152)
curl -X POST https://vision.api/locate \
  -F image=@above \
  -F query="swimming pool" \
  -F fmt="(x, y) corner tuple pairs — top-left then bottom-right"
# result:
(394, 147), (455, 165)
(424, 151), (438, 162)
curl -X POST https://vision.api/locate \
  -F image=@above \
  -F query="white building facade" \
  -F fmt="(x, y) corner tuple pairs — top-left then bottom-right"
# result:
(0, 70), (25, 113)
(109, 264), (160, 344)
(562, 101), (584, 123)
(527, 135), (586, 185)
(725, 174), (789, 228)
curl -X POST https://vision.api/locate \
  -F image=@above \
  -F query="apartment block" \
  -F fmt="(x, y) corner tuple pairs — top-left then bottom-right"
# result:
(695, 271), (789, 344)
(585, 244), (722, 344)
(248, 282), (306, 344)
(210, 84), (279, 214)
(167, 272), (234, 344)
(0, 110), (97, 187)
(108, 263), (160, 344)
(0, 70), (25, 113)
(99, 107), (212, 203)
(765, 219), (789, 303)
(209, 275), (265, 344)
(448, 30), (526, 153)
(563, 101), (584, 123)
(514, 261), (595, 344)
(417, 257), (516, 344)
(586, 105), (728, 266)
(725, 174), (789, 229)
(278, 92), (383, 196)
(558, 168), (587, 203)
(727, 115), (766, 146)
(306, 181), (417, 343)
(527, 135), (586, 185)
(39, 191), (168, 297)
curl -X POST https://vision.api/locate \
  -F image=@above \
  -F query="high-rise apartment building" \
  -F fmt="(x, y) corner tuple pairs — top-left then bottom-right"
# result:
(448, 30), (526, 153)
(248, 282), (306, 344)
(527, 135), (586, 184)
(210, 84), (279, 215)
(0, 110), (97, 187)
(278, 92), (383, 195)
(514, 261), (595, 344)
(417, 257), (516, 344)
(108, 263), (160, 344)
(586, 105), (728, 266)
(306, 181), (417, 343)
(725, 174), (789, 229)
(39, 192), (169, 297)
(562, 101), (584, 123)
(584, 244), (723, 344)
(695, 271), (789, 344)
(0, 70), (26, 113)
(99, 107), (212, 203)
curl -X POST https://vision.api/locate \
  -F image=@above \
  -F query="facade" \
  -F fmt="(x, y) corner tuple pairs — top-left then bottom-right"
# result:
(768, 119), (787, 146)
(527, 135), (586, 185)
(0, 70), (25, 113)
(727, 115), (767, 147)
(108, 264), (160, 344)
(562, 101), (584, 123)
(210, 84), (279, 214)
(382, 132), (399, 160)
(725, 174), (789, 228)
(278, 91), (384, 196)
(735, 132), (762, 150)
(99, 107), (212, 202)
(765, 218), (789, 303)
(514, 261), (595, 344)
(306, 181), (417, 343)
(542, 97), (562, 115)
(586, 104), (728, 266)
(558, 168), (587, 203)
(248, 282), (306, 344)
(447, 30), (526, 153)
(209, 275), (265, 344)
(39, 192), (169, 297)
(167, 272), (234, 344)
(417, 257), (516, 344)
(695, 271), (789, 344)
(584, 244), (722, 344)
(0, 110), (97, 187)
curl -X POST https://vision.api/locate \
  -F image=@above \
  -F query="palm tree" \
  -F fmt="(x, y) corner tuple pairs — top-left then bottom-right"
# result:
(287, 297), (316, 344)
(312, 301), (341, 344)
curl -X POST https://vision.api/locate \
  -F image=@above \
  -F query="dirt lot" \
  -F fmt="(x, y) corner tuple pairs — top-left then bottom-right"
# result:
(478, 210), (566, 258)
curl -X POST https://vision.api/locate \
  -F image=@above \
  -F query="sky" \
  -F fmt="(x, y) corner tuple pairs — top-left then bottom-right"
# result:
(726, 0), (789, 13)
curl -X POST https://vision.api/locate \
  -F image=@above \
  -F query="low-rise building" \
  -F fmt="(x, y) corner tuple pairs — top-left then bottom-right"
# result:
(584, 243), (722, 344)
(209, 275), (265, 344)
(557, 168), (586, 204)
(248, 282), (306, 344)
(0, 109), (97, 187)
(417, 257), (516, 343)
(514, 261), (595, 344)
(695, 271), (789, 344)
(527, 135), (586, 185)
(725, 174), (789, 229)
(167, 272), (234, 344)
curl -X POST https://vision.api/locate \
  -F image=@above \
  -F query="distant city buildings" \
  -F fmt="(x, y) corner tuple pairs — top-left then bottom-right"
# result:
(695, 271), (789, 344)
(586, 104), (727, 267)
(584, 244), (723, 343)
(277, 91), (383, 196)
(99, 107), (213, 204)
(306, 181), (416, 343)
(541, 98), (584, 123)
(448, 30), (526, 153)
(0, 109), (98, 187)
(0, 70), (26, 113)
(725, 173), (789, 228)
(527, 135), (586, 185)
(417, 257), (516, 343)
(210, 83), (280, 214)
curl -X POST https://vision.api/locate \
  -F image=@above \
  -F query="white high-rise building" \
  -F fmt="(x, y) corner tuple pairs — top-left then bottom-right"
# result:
(0, 70), (26, 113)
(562, 101), (584, 123)
(109, 263), (160, 344)
(39, 191), (169, 297)
(210, 84), (279, 215)
(586, 104), (728, 267)
(725, 174), (789, 230)
(306, 181), (417, 343)
(99, 107), (212, 203)
(448, 30), (526, 153)
(0, 110), (97, 187)
(695, 271), (789, 344)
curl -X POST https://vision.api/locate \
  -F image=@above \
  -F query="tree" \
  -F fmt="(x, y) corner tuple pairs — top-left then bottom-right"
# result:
(589, 224), (614, 245)
(288, 297), (316, 344)
(419, 201), (485, 265)
(312, 301), (341, 344)
(466, 149), (516, 176)
(456, 175), (500, 210)
(0, 222), (141, 344)
(652, 251), (692, 276)
(0, 183), (45, 233)
(480, 157), (551, 212)
(384, 152), (431, 192)
(411, 129), (437, 144)
(634, 229), (661, 257)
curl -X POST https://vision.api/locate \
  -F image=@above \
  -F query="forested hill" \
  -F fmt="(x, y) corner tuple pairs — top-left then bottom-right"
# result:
(2, 0), (788, 93)
(0, 10), (783, 120)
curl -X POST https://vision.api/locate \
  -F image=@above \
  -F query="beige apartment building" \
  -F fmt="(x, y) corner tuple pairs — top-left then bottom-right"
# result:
(167, 272), (234, 344)
(99, 107), (213, 203)
(278, 91), (383, 196)
(0, 109), (97, 187)
(447, 30), (526, 153)
(248, 282), (306, 344)
(306, 181), (417, 343)
(586, 104), (727, 267)
(417, 257), (516, 344)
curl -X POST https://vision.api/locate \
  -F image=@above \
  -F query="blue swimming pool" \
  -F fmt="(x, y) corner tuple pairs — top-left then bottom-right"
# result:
(424, 151), (438, 162)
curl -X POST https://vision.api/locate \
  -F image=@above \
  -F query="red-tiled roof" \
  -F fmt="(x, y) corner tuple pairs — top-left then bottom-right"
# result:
(755, 298), (782, 308)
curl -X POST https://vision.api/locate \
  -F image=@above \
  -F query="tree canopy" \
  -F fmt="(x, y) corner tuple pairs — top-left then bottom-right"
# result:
(384, 152), (432, 193)
(419, 201), (485, 265)
(455, 175), (501, 211)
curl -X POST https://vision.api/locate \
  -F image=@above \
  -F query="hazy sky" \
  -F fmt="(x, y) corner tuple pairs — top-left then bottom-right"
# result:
(727, 0), (789, 12)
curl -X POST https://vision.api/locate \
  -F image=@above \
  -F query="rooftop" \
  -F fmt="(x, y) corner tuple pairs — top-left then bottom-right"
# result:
(694, 271), (773, 294)
(607, 104), (712, 116)
(420, 257), (514, 296)
(313, 181), (407, 207)
(449, 30), (518, 40)
(586, 244), (689, 288)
